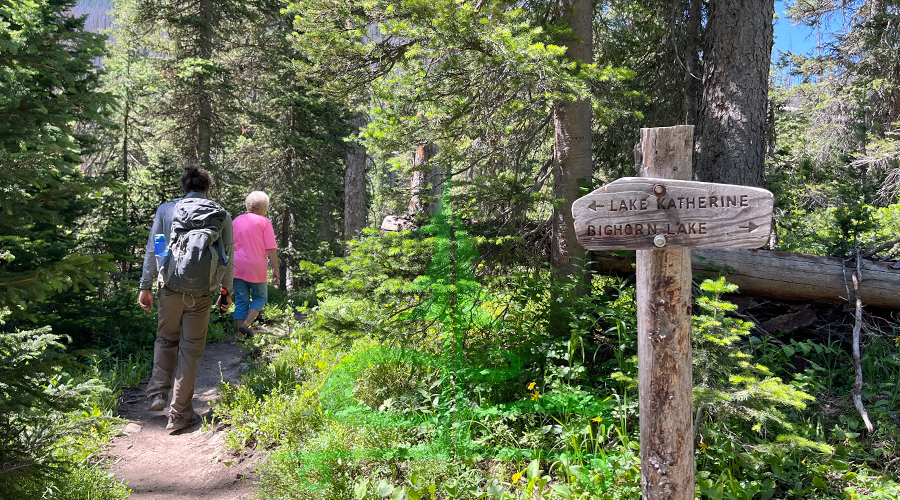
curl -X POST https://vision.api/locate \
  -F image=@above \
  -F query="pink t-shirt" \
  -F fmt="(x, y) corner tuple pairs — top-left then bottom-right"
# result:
(232, 213), (277, 283)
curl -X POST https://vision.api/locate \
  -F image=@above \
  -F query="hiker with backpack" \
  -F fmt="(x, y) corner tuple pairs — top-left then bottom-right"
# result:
(232, 191), (279, 337)
(137, 166), (234, 432)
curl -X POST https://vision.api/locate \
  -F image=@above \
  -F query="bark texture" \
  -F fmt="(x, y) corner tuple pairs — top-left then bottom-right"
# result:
(197, 0), (213, 167)
(409, 143), (440, 215)
(682, 0), (702, 125)
(279, 209), (289, 290)
(551, 0), (593, 279)
(344, 113), (368, 247)
(695, 0), (775, 187)
(591, 248), (900, 311)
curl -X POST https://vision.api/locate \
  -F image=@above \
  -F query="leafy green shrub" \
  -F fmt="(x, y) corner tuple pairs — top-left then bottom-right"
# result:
(776, 202), (900, 256)
(262, 283), (318, 324)
(310, 229), (434, 347)
(217, 209), (641, 499)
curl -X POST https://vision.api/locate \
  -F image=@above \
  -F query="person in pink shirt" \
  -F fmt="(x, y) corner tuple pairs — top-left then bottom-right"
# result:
(232, 191), (279, 336)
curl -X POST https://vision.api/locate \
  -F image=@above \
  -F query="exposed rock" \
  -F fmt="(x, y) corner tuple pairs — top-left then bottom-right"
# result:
(122, 422), (143, 435)
(380, 215), (417, 233)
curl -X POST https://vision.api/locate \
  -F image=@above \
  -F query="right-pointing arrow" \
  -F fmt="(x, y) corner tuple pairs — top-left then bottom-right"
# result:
(739, 221), (760, 232)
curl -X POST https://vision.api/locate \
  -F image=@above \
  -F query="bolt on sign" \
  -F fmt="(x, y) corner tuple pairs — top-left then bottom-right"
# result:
(572, 177), (774, 250)
(572, 124), (776, 500)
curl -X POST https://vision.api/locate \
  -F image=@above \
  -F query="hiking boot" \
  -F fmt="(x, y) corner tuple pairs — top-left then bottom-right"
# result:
(237, 324), (253, 337)
(148, 393), (168, 412)
(166, 413), (201, 433)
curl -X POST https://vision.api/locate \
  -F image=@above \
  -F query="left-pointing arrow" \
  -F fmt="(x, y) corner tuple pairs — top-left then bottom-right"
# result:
(588, 201), (598, 211)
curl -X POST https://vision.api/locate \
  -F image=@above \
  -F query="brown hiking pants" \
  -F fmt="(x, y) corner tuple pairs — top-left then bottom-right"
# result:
(146, 289), (213, 419)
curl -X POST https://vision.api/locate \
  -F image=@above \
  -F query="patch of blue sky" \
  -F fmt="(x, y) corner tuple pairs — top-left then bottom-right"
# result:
(773, 0), (820, 58)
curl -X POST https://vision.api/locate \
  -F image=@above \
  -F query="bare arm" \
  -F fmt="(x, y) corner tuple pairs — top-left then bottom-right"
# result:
(267, 248), (280, 286)
(139, 205), (166, 291)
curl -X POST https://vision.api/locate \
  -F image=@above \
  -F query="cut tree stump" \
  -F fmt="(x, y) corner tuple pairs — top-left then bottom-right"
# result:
(592, 249), (900, 310)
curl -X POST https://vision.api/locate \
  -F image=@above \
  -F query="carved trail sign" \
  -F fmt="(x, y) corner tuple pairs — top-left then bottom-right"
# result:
(571, 125), (776, 500)
(572, 177), (774, 250)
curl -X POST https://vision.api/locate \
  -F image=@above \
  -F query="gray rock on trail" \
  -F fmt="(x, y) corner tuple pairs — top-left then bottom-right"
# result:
(122, 422), (143, 435)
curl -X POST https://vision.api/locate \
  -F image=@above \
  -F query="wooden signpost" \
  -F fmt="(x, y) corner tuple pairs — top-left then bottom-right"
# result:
(572, 126), (774, 500)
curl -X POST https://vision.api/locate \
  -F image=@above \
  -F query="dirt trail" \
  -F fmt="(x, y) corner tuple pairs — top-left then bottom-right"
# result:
(106, 340), (257, 500)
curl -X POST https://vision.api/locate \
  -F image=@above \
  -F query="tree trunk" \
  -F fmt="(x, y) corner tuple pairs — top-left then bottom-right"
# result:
(197, 0), (213, 167)
(551, 0), (593, 281)
(122, 87), (130, 183)
(683, 0), (702, 125)
(344, 112), (368, 249)
(409, 143), (439, 215)
(889, 60), (900, 131)
(591, 249), (900, 310)
(694, 0), (774, 187)
(279, 208), (290, 290)
(427, 159), (443, 214)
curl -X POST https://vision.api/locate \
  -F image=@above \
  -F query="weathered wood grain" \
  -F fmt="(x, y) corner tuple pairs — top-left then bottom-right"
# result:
(636, 126), (695, 500)
(573, 177), (774, 250)
(591, 249), (900, 310)
(692, 249), (900, 309)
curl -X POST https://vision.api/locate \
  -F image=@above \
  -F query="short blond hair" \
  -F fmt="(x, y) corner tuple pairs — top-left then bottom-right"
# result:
(245, 191), (270, 213)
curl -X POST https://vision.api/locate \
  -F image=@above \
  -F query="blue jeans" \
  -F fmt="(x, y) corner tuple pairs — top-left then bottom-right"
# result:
(233, 279), (268, 320)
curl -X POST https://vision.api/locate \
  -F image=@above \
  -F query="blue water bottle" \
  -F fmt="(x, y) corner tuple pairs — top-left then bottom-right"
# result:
(154, 234), (168, 271)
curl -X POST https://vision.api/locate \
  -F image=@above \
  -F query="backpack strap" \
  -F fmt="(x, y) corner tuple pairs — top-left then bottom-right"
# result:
(208, 200), (229, 266)
(208, 201), (229, 291)
(215, 236), (228, 266)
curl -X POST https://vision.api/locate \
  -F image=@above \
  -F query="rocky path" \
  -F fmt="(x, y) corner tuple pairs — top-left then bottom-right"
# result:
(105, 341), (257, 500)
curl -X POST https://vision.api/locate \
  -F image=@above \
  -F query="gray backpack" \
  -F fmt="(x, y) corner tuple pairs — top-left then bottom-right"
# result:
(162, 198), (229, 296)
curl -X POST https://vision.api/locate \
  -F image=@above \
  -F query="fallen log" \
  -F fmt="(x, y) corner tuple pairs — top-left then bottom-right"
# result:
(592, 249), (900, 310)
(380, 213), (900, 310)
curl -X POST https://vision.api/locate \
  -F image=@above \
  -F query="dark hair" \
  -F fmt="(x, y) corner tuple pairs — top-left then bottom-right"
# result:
(181, 166), (213, 194)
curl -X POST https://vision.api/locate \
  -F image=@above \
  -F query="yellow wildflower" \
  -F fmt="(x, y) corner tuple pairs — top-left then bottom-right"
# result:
(591, 416), (602, 423)
(698, 443), (708, 452)
(531, 391), (541, 400)
(528, 382), (536, 391)
(851, 493), (856, 499)
(512, 472), (522, 484)
(894, 337), (899, 343)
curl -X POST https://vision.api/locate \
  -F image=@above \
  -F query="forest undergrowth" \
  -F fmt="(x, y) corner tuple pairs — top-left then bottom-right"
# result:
(4, 0), (900, 498)
(214, 212), (900, 500)
(0, 320), (151, 499)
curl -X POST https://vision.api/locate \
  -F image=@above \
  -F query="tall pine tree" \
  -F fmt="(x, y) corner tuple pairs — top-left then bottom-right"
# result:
(0, 0), (112, 315)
